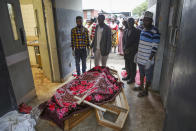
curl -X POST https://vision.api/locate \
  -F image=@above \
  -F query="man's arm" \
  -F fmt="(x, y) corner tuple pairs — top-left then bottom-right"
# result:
(71, 29), (75, 50)
(122, 30), (126, 51)
(107, 27), (112, 54)
(135, 29), (141, 52)
(85, 29), (90, 47)
(150, 30), (160, 60)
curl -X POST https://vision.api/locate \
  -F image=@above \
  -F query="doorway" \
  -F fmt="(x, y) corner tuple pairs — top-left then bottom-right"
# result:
(0, 0), (61, 109)
(19, 0), (61, 100)
(19, 0), (60, 81)
(20, 2), (42, 73)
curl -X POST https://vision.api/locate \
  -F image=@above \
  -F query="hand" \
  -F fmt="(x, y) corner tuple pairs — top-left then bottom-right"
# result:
(72, 49), (75, 56)
(149, 54), (154, 60)
(90, 44), (93, 49)
(125, 49), (130, 54)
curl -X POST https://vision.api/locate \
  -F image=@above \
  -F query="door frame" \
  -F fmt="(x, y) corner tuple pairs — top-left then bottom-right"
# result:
(42, 0), (61, 82)
(30, 0), (61, 82)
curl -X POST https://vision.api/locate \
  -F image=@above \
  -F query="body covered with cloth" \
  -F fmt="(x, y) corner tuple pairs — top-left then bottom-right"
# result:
(39, 66), (123, 129)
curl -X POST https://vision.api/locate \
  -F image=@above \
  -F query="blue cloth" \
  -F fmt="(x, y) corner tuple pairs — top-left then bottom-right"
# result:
(138, 64), (154, 83)
(75, 48), (87, 75)
(137, 26), (160, 65)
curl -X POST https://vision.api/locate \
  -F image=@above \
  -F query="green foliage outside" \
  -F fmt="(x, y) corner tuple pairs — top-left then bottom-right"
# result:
(132, 0), (148, 17)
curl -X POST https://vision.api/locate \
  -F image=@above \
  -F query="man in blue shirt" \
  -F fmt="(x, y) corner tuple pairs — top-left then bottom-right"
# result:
(134, 11), (160, 97)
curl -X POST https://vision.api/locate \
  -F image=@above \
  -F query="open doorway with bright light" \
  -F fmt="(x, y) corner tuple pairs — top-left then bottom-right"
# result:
(19, 0), (61, 102)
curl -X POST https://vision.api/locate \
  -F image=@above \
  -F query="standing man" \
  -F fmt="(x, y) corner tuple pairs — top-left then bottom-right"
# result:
(135, 11), (160, 97)
(71, 16), (89, 76)
(122, 19), (128, 70)
(122, 18), (141, 84)
(91, 15), (112, 67)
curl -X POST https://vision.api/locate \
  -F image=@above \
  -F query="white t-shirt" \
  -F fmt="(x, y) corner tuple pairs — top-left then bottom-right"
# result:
(97, 26), (103, 49)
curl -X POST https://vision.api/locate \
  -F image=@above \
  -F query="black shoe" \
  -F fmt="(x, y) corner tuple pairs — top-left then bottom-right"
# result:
(138, 90), (148, 97)
(122, 77), (129, 81)
(127, 79), (135, 84)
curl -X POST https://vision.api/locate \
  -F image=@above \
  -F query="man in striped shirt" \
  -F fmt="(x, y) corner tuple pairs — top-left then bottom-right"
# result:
(71, 16), (90, 76)
(135, 11), (160, 97)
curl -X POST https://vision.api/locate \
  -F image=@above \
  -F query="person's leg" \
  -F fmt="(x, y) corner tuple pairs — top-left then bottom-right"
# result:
(122, 52), (126, 70)
(81, 48), (87, 74)
(138, 64), (152, 97)
(134, 64), (145, 91)
(101, 55), (108, 67)
(122, 54), (131, 80)
(126, 57), (131, 80)
(91, 49), (94, 58)
(114, 46), (116, 53)
(145, 64), (154, 92)
(87, 47), (90, 56)
(75, 49), (81, 76)
(128, 54), (136, 83)
(94, 49), (101, 66)
(130, 54), (136, 82)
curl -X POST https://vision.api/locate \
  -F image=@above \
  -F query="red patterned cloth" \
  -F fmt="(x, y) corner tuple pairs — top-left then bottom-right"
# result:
(39, 66), (123, 129)
(90, 23), (96, 40)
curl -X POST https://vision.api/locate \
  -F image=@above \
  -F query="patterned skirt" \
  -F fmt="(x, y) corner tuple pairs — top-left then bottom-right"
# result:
(112, 30), (118, 47)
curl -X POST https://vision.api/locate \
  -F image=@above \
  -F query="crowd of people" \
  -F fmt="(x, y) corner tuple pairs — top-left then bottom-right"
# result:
(71, 11), (160, 97)
(84, 15), (145, 56)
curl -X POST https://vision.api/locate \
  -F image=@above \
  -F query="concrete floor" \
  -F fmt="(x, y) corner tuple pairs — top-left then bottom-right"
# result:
(30, 52), (165, 131)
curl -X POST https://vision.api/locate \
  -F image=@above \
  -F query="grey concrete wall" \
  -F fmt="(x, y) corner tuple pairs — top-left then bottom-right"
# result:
(152, 0), (170, 92)
(52, 0), (82, 79)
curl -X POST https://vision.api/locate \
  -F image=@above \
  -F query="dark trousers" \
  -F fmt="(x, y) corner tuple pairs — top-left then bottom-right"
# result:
(124, 52), (136, 81)
(75, 48), (87, 75)
(138, 64), (154, 83)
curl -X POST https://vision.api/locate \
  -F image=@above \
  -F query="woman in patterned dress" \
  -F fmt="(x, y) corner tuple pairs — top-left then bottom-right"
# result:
(110, 18), (118, 53)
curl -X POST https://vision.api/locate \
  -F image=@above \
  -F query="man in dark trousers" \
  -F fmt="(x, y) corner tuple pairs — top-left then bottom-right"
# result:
(122, 19), (128, 70)
(91, 15), (112, 67)
(122, 17), (141, 84)
(135, 11), (160, 97)
(71, 16), (89, 76)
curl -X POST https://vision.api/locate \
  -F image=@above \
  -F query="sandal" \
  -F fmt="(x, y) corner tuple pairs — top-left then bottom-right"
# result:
(133, 86), (143, 91)
(138, 90), (148, 97)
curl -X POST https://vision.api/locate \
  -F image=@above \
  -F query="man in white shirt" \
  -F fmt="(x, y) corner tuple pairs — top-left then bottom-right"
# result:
(91, 15), (112, 67)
